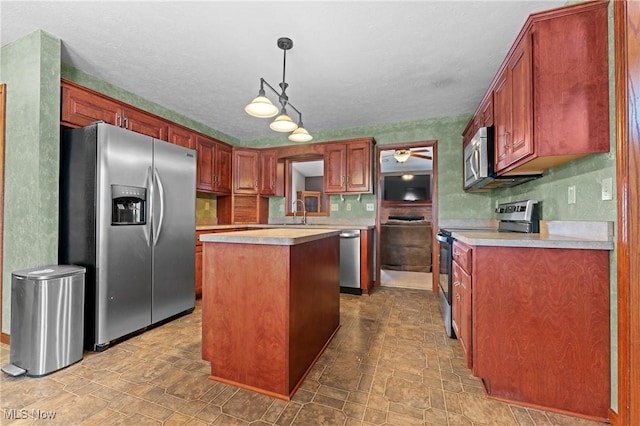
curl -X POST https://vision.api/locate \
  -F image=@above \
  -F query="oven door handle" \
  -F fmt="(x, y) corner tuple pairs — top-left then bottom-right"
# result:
(436, 233), (450, 243)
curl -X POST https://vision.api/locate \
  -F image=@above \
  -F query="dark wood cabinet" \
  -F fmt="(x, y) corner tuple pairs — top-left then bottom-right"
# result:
(324, 138), (373, 194)
(196, 135), (232, 194)
(168, 125), (196, 149)
(259, 149), (278, 195)
(494, 36), (533, 172)
(233, 148), (260, 194)
(452, 240), (472, 368)
(471, 244), (610, 419)
(463, 2), (609, 180)
(61, 80), (167, 140)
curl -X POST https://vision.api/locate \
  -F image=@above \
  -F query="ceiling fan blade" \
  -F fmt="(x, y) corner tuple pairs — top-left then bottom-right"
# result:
(411, 148), (430, 153)
(411, 153), (432, 160)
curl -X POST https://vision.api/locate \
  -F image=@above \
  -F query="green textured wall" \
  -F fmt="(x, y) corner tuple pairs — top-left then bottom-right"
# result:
(1, 31), (61, 334)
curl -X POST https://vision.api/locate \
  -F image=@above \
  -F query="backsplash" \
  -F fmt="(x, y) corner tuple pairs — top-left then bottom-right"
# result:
(269, 194), (376, 223)
(195, 193), (218, 226)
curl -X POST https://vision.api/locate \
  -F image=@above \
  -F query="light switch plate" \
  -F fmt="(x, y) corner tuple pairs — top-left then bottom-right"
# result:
(568, 185), (576, 204)
(346, 203), (352, 211)
(331, 203), (339, 211)
(366, 203), (375, 211)
(601, 177), (613, 201)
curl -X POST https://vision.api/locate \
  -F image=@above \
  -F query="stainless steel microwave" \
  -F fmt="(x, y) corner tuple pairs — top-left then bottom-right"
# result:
(463, 126), (542, 191)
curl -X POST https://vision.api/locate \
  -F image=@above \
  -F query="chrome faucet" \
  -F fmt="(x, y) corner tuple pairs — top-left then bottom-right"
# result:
(292, 199), (307, 225)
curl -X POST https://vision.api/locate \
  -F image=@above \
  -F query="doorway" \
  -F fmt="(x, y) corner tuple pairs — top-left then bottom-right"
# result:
(376, 141), (438, 292)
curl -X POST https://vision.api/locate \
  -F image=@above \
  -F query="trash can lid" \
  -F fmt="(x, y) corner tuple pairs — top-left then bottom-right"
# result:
(12, 265), (86, 280)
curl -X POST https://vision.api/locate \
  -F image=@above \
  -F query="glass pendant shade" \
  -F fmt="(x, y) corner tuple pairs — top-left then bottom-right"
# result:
(270, 113), (298, 132)
(245, 96), (279, 118)
(288, 126), (313, 142)
(393, 150), (411, 163)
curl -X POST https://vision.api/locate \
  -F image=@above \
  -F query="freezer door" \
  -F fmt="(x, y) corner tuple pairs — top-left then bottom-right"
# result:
(151, 139), (196, 323)
(97, 124), (153, 346)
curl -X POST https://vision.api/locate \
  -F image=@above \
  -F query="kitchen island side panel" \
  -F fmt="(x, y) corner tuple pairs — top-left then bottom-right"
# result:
(472, 246), (610, 420)
(289, 235), (340, 390)
(202, 242), (290, 396)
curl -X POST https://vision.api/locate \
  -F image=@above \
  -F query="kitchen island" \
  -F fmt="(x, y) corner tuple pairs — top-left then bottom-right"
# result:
(200, 228), (341, 400)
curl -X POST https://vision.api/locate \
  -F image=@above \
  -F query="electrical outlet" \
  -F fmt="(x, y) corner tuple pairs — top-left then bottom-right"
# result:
(204, 201), (210, 211)
(601, 177), (613, 201)
(568, 185), (576, 204)
(366, 203), (375, 211)
(346, 203), (352, 211)
(331, 203), (339, 212)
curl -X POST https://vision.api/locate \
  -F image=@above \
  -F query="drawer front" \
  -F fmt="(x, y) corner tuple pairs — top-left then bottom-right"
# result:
(453, 240), (472, 274)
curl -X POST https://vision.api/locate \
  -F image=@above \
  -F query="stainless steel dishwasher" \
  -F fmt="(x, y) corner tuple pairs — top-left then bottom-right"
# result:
(340, 230), (361, 292)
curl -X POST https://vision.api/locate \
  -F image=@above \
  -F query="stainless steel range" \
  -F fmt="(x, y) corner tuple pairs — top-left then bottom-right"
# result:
(436, 200), (539, 337)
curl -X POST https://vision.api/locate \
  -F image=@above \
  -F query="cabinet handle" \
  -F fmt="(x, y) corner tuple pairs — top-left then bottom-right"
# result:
(456, 294), (461, 301)
(255, 180), (258, 188)
(454, 281), (460, 287)
(341, 175), (345, 185)
(271, 180), (275, 189)
(116, 114), (122, 127)
(123, 117), (129, 129)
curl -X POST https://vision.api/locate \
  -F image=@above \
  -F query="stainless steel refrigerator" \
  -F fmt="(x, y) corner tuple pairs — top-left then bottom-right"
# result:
(59, 122), (196, 351)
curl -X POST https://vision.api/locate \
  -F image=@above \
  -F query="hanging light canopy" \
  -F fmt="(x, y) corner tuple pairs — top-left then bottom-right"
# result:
(245, 37), (312, 142)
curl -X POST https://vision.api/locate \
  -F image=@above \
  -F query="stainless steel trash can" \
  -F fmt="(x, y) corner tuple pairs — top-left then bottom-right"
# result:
(1, 265), (85, 377)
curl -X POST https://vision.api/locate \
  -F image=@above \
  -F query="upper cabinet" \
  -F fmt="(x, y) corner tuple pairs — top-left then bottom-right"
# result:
(233, 148), (260, 194)
(259, 149), (279, 196)
(61, 80), (168, 140)
(196, 135), (232, 194)
(465, 2), (609, 177)
(324, 138), (374, 194)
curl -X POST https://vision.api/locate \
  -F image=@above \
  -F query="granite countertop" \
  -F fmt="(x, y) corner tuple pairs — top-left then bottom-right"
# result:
(199, 228), (341, 246)
(451, 220), (614, 250)
(196, 223), (374, 231)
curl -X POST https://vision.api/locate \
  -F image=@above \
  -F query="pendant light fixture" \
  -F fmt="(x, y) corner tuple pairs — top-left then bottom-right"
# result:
(245, 37), (312, 142)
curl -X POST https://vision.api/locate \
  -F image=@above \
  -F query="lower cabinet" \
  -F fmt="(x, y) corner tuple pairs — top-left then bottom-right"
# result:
(451, 241), (472, 368)
(464, 243), (610, 420)
(195, 228), (249, 298)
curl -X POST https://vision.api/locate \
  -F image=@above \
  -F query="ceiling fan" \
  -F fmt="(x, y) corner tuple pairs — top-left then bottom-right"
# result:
(382, 148), (432, 163)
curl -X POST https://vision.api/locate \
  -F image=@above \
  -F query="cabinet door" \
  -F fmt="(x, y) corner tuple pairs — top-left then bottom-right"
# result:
(324, 144), (347, 193)
(346, 141), (371, 193)
(480, 94), (494, 127)
(508, 37), (533, 166)
(122, 108), (168, 140)
(196, 136), (215, 192)
(493, 72), (511, 171)
(233, 149), (260, 194)
(259, 149), (278, 195)
(452, 261), (472, 368)
(61, 82), (121, 127)
(168, 125), (195, 149)
(215, 143), (233, 194)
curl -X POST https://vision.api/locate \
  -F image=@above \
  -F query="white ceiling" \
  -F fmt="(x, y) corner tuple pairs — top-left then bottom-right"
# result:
(1, 1), (565, 143)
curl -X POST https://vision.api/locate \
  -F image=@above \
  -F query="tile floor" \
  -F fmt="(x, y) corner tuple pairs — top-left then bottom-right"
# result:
(0, 287), (607, 425)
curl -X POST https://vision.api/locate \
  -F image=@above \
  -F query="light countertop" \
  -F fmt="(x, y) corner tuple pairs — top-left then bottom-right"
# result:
(451, 230), (614, 250)
(199, 228), (341, 246)
(196, 223), (374, 231)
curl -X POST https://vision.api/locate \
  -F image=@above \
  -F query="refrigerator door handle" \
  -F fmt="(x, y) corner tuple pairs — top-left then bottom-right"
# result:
(153, 168), (165, 246)
(144, 166), (153, 247)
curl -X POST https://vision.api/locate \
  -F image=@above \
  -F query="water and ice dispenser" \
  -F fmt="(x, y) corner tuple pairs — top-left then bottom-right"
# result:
(111, 185), (146, 225)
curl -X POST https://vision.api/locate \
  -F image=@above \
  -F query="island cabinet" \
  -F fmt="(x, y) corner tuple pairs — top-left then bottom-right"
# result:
(451, 241), (472, 368)
(195, 135), (232, 194)
(201, 229), (341, 400)
(470, 245), (610, 420)
(61, 79), (168, 140)
(324, 138), (374, 194)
